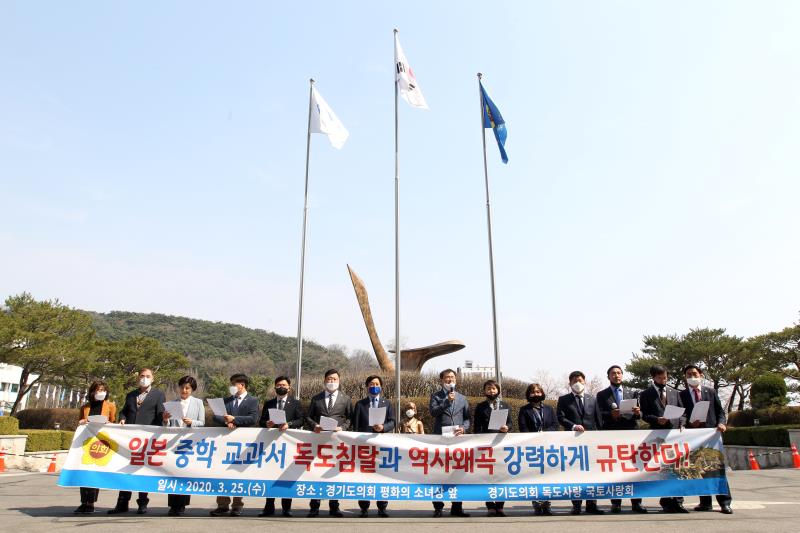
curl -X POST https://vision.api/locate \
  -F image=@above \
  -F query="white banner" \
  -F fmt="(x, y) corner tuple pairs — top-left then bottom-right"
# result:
(58, 425), (729, 501)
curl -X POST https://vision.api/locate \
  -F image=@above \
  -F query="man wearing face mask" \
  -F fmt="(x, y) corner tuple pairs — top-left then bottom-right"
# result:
(108, 368), (166, 515)
(209, 373), (260, 517)
(305, 368), (352, 517)
(557, 370), (605, 515)
(352, 375), (396, 517)
(679, 365), (732, 514)
(429, 368), (471, 518)
(596, 365), (648, 514)
(639, 364), (688, 514)
(257, 375), (305, 517)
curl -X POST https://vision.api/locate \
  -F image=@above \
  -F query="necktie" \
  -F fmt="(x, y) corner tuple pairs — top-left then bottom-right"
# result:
(372, 397), (378, 408)
(694, 388), (701, 402)
(614, 387), (622, 406)
(577, 395), (584, 415)
(659, 387), (666, 406)
(279, 399), (285, 411)
(327, 394), (334, 411)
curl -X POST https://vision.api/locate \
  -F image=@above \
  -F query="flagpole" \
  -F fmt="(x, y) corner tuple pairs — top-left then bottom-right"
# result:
(478, 73), (502, 391)
(393, 29), (402, 429)
(295, 77), (315, 399)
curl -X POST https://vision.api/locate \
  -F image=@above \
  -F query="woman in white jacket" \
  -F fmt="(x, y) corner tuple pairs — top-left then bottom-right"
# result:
(162, 375), (205, 516)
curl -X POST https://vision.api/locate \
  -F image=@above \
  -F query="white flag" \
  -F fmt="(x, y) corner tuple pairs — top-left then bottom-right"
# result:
(394, 33), (429, 109)
(310, 87), (349, 149)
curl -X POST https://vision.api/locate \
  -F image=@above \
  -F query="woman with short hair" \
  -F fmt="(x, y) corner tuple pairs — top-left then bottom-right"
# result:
(74, 380), (117, 514)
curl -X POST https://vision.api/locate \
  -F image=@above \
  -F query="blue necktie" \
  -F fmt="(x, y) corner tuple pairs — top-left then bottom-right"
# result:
(614, 387), (622, 406)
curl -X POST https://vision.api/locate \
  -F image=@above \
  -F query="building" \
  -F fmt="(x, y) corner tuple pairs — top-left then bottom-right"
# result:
(0, 363), (39, 415)
(457, 360), (497, 379)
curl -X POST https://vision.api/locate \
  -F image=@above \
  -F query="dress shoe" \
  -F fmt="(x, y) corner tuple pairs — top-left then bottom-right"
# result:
(433, 509), (443, 518)
(258, 508), (275, 517)
(74, 504), (87, 514)
(674, 504), (690, 513)
(378, 509), (389, 518)
(209, 507), (230, 517)
(307, 509), (319, 518)
(167, 507), (180, 516)
(585, 505), (605, 515)
(230, 508), (243, 517)
(720, 506), (733, 514)
(570, 506), (582, 515)
(107, 505), (129, 515)
(694, 505), (713, 512)
(329, 509), (344, 518)
(495, 509), (506, 517)
(450, 510), (470, 517)
(487, 508), (497, 517)
(282, 510), (293, 517)
(541, 507), (553, 516)
(359, 509), (369, 518)
(631, 504), (649, 513)
(82, 505), (95, 514)
(136, 505), (148, 515)
(533, 507), (543, 516)
(610, 503), (622, 513)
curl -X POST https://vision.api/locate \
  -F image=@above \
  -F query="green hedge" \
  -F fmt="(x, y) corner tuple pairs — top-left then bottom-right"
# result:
(19, 429), (74, 452)
(15, 408), (81, 431)
(61, 430), (76, 449)
(728, 406), (800, 427)
(722, 424), (800, 448)
(0, 416), (20, 435)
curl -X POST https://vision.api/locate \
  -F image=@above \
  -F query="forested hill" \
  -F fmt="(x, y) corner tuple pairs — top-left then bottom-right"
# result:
(88, 311), (349, 381)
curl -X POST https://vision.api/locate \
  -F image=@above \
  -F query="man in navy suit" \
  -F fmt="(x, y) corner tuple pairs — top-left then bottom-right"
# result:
(680, 365), (732, 514)
(557, 370), (605, 515)
(258, 375), (305, 518)
(352, 375), (396, 517)
(596, 365), (648, 514)
(209, 373), (260, 517)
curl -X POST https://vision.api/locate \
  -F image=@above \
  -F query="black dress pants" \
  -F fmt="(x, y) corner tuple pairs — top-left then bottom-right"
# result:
(117, 491), (149, 506)
(79, 487), (99, 504)
(265, 497), (293, 512)
(358, 500), (388, 510)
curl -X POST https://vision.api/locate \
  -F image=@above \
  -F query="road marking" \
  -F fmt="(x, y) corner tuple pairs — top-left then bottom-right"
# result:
(732, 501), (795, 510)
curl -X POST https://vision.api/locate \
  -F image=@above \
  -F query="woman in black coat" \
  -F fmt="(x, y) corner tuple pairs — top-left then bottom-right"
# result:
(518, 383), (559, 515)
(473, 379), (512, 517)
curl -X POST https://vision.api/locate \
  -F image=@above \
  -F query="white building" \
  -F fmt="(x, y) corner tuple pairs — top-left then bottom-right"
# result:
(0, 363), (39, 415)
(457, 360), (497, 379)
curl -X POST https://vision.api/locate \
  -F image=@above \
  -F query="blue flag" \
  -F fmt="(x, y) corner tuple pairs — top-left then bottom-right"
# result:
(480, 81), (508, 164)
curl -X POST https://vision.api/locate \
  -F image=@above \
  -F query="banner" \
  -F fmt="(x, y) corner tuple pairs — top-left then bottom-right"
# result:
(58, 425), (729, 501)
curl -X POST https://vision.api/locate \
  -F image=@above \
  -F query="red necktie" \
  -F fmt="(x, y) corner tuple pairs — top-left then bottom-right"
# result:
(694, 388), (701, 402)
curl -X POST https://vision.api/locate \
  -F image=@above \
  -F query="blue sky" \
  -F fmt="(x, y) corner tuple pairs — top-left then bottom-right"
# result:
(2, 1), (799, 386)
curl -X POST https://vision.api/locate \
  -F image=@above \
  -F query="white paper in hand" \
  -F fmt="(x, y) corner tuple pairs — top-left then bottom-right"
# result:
(87, 415), (108, 424)
(368, 407), (386, 426)
(441, 425), (457, 438)
(319, 416), (338, 431)
(619, 399), (638, 414)
(663, 405), (685, 420)
(268, 408), (287, 425)
(207, 398), (227, 417)
(163, 401), (184, 420)
(488, 409), (509, 431)
(689, 400), (710, 423)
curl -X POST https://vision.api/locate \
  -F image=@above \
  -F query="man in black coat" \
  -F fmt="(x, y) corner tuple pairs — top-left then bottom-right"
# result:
(258, 375), (305, 518)
(108, 367), (166, 515)
(351, 375), (396, 517)
(680, 364), (732, 514)
(209, 373), (260, 517)
(639, 364), (689, 514)
(305, 368), (352, 517)
(596, 365), (648, 513)
(557, 370), (605, 515)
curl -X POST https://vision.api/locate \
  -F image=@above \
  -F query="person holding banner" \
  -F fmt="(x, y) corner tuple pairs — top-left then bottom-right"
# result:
(596, 365), (648, 514)
(518, 383), (558, 516)
(473, 379), (512, 517)
(429, 368), (471, 518)
(639, 364), (689, 514)
(108, 367), (165, 515)
(161, 375), (204, 516)
(74, 380), (116, 514)
(352, 375), (396, 517)
(209, 373), (260, 517)
(557, 370), (605, 515)
(305, 368), (352, 517)
(257, 375), (305, 518)
(400, 401), (424, 434)
(680, 364), (733, 514)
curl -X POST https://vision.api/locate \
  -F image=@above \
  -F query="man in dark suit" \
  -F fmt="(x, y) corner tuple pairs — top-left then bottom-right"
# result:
(596, 365), (648, 514)
(209, 373), (260, 517)
(680, 364), (732, 514)
(351, 375), (396, 517)
(258, 375), (305, 518)
(429, 368), (471, 518)
(108, 367), (166, 515)
(557, 370), (605, 515)
(639, 364), (689, 514)
(305, 368), (352, 518)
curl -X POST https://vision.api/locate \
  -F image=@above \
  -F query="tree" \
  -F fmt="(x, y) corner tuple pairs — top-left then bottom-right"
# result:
(749, 373), (788, 409)
(751, 320), (800, 386)
(0, 293), (96, 414)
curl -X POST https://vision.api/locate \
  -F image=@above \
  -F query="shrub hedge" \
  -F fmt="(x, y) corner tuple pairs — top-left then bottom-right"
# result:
(0, 416), (20, 435)
(722, 424), (800, 448)
(727, 406), (800, 427)
(15, 408), (81, 431)
(19, 429), (64, 452)
(61, 430), (76, 449)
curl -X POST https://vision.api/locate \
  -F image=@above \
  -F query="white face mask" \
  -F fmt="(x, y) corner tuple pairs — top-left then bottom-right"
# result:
(229, 386), (240, 396)
(325, 382), (339, 392)
(94, 392), (107, 401)
(686, 377), (703, 388)
(571, 381), (585, 394)
(405, 409), (416, 418)
(139, 377), (152, 388)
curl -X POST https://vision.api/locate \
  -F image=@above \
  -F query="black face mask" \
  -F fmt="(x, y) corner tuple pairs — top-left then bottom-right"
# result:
(275, 387), (289, 396)
(529, 394), (545, 403)
(486, 393), (499, 401)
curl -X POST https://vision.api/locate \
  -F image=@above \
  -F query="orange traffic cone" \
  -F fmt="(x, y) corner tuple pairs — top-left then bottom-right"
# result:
(47, 453), (57, 473)
(748, 450), (760, 470)
(0, 447), (6, 473)
(791, 444), (800, 469)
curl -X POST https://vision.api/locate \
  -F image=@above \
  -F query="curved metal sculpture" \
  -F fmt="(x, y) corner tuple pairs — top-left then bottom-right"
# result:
(347, 265), (465, 372)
